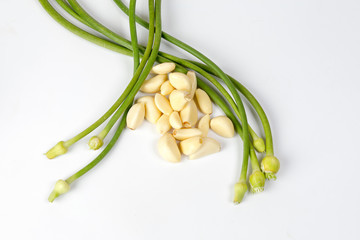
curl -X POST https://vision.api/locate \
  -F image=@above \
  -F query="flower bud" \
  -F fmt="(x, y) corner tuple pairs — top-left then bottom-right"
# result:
(233, 181), (248, 204)
(253, 138), (265, 153)
(48, 179), (70, 202)
(249, 170), (265, 193)
(261, 155), (280, 180)
(88, 136), (103, 150)
(45, 141), (68, 159)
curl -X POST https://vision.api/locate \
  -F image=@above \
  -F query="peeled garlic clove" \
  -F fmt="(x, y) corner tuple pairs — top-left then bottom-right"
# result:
(151, 62), (176, 75)
(198, 114), (210, 137)
(169, 72), (192, 92)
(195, 88), (212, 114)
(126, 102), (145, 130)
(157, 133), (181, 163)
(185, 71), (197, 101)
(169, 111), (183, 129)
(160, 80), (174, 96)
(169, 90), (189, 111)
(154, 93), (173, 115)
(210, 116), (235, 138)
(136, 96), (153, 103)
(180, 100), (198, 128)
(156, 114), (171, 135)
(140, 74), (167, 93)
(179, 137), (203, 155)
(189, 137), (221, 160)
(172, 128), (203, 141)
(137, 96), (162, 124)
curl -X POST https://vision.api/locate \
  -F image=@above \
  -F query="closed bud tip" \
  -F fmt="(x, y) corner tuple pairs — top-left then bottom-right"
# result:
(253, 138), (265, 153)
(249, 170), (265, 193)
(88, 136), (103, 150)
(48, 180), (70, 202)
(261, 155), (280, 180)
(233, 181), (248, 204)
(45, 141), (68, 159)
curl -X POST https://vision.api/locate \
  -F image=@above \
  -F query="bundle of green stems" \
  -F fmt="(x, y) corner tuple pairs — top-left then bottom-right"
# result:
(42, 0), (280, 204)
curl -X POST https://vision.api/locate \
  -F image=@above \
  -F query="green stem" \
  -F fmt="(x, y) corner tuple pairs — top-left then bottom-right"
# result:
(66, 107), (129, 184)
(249, 147), (261, 172)
(129, 0), (140, 72)
(249, 127), (260, 141)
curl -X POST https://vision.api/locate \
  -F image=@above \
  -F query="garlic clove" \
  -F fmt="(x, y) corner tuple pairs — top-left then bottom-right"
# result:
(156, 114), (171, 135)
(140, 74), (167, 93)
(185, 71), (197, 101)
(172, 128), (203, 141)
(180, 100), (198, 128)
(169, 111), (183, 129)
(137, 96), (162, 124)
(169, 72), (192, 92)
(160, 80), (175, 96)
(210, 116), (235, 138)
(154, 93), (173, 115)
(195, 88), (213, 114)
(126, 102), (145, 130)
(158, 133), (181, 163)
(169, 90), (189, 111)
(198, 114), (210, 137)
(189, 137), (221, 160)
(151, 62), (176, 75)
(179, 137), (203, 155)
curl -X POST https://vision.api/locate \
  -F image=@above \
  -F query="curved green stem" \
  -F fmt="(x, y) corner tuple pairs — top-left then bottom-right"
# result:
(249, 127), (259, 142)
(66, 107), (129, 184)
(129, 0), (140, 72)
(249, 148), (261, 172)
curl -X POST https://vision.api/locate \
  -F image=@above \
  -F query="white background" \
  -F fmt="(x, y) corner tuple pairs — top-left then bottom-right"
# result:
(1, 0), (359, 239)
